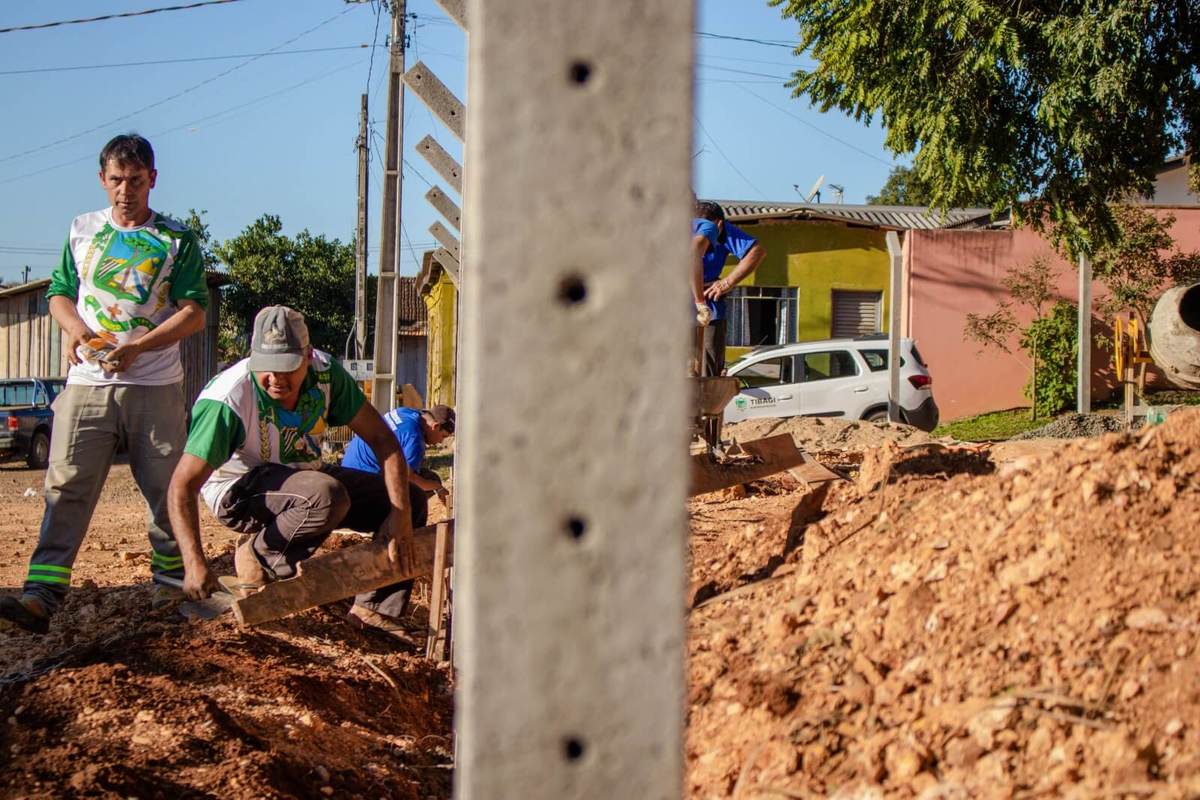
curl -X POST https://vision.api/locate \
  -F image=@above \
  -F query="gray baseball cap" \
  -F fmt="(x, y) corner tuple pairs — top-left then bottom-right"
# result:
(248, 306), (310, 372)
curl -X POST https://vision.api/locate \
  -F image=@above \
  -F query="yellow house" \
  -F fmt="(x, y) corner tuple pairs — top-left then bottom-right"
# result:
(712, 200), (992, 362)
(414, 203), (994, 394)
(416, 252), (458, 406)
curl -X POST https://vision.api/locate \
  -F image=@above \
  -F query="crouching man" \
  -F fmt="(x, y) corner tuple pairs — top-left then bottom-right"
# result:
(167, 305), (417, 637)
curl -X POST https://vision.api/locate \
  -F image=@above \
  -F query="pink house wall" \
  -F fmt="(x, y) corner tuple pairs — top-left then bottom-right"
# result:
(904, 209), (1200, 421)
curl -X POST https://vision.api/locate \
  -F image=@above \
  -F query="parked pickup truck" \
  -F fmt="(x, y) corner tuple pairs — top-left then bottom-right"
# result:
(0, 378), (66, 469)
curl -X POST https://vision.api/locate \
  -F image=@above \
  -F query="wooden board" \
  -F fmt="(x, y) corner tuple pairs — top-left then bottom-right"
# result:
(689, 434), (808, 496)
(232, 520), (455, 626)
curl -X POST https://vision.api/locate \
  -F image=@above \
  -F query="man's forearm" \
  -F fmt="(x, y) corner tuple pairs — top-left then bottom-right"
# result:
(133, 302), (205, 352)
(168, 489), (208, 572)
(49, 295), (89, 337)
(723, 245), (765, 287)
(408, 470), (442, 492)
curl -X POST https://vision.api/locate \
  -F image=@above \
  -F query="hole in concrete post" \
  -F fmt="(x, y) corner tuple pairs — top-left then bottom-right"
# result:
(568, 61), (592, 85)
(558, 275), (587, 306)
(565, 516), (587, 540)
(563, 736), (586, 761)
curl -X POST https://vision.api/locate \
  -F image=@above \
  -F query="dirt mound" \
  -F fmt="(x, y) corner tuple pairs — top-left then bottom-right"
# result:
(727, 417), (931, 453)
(1, 601), (453, 798)
(687, 409), (1200, 798)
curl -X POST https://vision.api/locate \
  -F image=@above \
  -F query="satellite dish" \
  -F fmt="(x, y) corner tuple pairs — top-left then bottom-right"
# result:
(802, 174), (824, 204)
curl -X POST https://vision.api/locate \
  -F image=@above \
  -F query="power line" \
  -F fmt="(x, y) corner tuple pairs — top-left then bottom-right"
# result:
(364, 0), (384, 95)
(0, 0), (245, 35)
(696, 31), (796, 49)
(0, 5), (360, 165)
(0, 44), (375, 76)
(0, 56), (367, 186)
(737, 85), (895, 167)
(695, 117), (766, 197)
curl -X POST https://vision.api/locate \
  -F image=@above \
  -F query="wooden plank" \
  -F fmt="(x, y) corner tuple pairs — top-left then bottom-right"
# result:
(425, 520), (451, 660)
(232, 520), (454, 626)
(689, 434), (809, 496)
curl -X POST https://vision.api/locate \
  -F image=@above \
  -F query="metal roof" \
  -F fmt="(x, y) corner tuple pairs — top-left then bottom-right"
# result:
(711, 200), (995, 230)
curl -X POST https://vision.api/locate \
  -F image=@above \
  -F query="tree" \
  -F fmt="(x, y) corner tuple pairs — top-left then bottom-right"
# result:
(964, 257), (1076, 419)
(866, 165), (934, 206)
(214, 215), (361, 361)
(769, 0), (1199, 254)
(177, 209), (221, 272)
(1091, 205), (1200, 320)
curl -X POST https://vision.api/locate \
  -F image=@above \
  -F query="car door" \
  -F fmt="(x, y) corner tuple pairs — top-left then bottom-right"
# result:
(725, 354), (802, 422)
(796, 349), (868, 418)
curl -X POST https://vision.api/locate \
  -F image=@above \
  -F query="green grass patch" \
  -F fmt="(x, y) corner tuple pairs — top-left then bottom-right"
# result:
(933, 408), (1045, 442)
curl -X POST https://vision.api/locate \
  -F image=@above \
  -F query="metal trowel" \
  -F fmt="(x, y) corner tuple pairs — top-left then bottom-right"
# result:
(155, 575), (235, 620)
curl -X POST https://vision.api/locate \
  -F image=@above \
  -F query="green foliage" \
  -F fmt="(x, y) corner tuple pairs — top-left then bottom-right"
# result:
(963, 257), (1071, 419)
(213, 215), (364, 361)
(1021, 300), (1077, 418)
(177, 209), (221, 272)
(769, 0), (1200, 254)
(867, 165), (936, 205)
(932, 408), (1047, 442)
(1091, 205), (1200, 319)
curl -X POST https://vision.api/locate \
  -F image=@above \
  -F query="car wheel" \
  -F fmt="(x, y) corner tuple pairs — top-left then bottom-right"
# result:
(864, 409), (889, 425)
(27, 430), (50, 469)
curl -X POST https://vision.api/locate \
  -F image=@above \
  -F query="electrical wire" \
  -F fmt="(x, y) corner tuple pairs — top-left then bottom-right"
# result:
(696, 31), (796, 49)
(0, 5), (361, 165)
(0, 0), (244, 35)
(0, 45), (375, 76)
(364, 0), (384, 96)
(695, 117), (767, 197)
(0, 56), (367, 186)
(737, 85), (895, 167)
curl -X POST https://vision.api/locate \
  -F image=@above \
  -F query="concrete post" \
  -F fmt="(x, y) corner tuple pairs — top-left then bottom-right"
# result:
(417, 135), (463, 194)
(456, 1), (694, 797)
(885, 231), (903, 422)
(1077, 254), (1092, 414)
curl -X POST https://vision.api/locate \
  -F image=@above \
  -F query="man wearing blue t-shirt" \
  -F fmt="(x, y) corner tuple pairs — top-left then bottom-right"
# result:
(692, 200), (765, 377)
(341, 404), (454, 636)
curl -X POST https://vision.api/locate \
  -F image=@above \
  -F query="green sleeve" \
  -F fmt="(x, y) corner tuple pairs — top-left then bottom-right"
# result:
(326, 359), (367, 427)
(46, 238), (79, 300)
(184, 398), (246, 469)
(167, 231), (210, 309)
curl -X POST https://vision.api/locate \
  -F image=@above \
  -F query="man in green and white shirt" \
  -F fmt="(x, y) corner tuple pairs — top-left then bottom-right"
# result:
(1, 134), (208, 635)
(167, 306), (419, 638)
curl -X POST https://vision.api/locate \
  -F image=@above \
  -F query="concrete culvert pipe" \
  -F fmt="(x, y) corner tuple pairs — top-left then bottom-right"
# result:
(1149, 282), (1200, 390)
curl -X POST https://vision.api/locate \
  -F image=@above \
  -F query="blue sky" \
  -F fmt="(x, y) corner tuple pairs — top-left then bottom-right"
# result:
(0, 0), (899, 284)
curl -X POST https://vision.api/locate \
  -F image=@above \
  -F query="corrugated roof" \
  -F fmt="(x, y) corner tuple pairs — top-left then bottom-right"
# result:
(712, 200), (994, 230)
(396, 275), (427, 336)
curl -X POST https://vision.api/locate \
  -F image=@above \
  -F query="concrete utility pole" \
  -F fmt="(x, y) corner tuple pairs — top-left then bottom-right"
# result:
(351, 93), (369, 360)
(456, 0), (693, 796)
(1077, 254), (1092, 414)
(371, 0), (406, 410)
(885, 231), (903, 422)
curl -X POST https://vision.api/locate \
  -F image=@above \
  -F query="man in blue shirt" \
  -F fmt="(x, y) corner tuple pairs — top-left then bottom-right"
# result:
(692, 200), (765, 377)
(341, 404), (454, 637)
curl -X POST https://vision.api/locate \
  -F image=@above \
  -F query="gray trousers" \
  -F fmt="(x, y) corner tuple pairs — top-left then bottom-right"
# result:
(215, 464), (429, 619)
(24, 383), (187, 611)
(701, 319), (727, 447)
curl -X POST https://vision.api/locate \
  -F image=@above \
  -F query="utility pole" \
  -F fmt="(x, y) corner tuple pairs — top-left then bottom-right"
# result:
(352, 93), (369, 360)
(371, 0), (406, 411)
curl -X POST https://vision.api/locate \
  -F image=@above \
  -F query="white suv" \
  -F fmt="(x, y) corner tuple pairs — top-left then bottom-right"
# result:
(722, 336), (939, 431)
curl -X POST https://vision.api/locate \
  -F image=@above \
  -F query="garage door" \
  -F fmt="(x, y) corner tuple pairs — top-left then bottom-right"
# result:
(831, 290), (882, 338)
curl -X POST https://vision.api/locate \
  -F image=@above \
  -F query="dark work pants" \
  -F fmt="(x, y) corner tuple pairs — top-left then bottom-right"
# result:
(215, 464), (428, 619)
(701, 319), (727, 447)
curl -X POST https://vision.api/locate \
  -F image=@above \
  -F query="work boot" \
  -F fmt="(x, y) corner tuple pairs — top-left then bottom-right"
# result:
(345, 605), (416, 647)
(0, 595), (50, 635)
(222, 537), (271, 599)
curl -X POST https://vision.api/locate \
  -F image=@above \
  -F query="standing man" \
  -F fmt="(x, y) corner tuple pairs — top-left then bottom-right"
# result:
(692, 200), (766, 377)
(0, 134), (208, 635)
(166, 306), (419, 641)
(341, 404), (455, 632)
